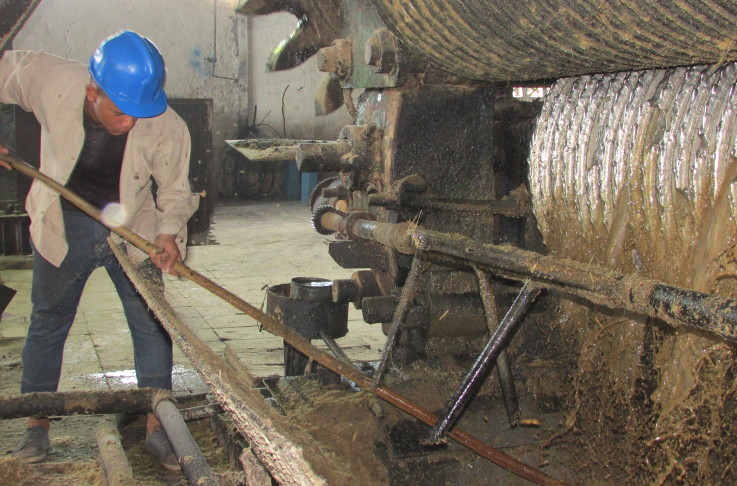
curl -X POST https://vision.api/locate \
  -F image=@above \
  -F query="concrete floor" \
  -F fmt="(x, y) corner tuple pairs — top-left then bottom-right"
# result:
(0, 200), (387, 396)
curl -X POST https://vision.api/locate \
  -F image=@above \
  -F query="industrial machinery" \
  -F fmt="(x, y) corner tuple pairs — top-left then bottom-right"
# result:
(233, 1), (737, 484)
(4, 0), (737, 484)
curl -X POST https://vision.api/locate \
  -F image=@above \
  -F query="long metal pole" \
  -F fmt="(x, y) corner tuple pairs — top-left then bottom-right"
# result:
(427, 282), (541, 444)
(0, 389), (166, 419)
(316, 209), (737, 342)
(413, 229), (737, 341)
(1, 151), (565, 486)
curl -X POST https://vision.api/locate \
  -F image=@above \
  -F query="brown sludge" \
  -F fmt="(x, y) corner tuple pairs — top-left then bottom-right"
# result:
(528, 62), (737, 483)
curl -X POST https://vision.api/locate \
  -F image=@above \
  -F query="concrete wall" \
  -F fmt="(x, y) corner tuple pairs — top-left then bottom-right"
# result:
(14, 0), (247, 175)
(9, 0), (353, 199)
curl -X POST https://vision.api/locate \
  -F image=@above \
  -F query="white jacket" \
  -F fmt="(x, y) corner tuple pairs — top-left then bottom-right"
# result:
(0, 50), (200, 266)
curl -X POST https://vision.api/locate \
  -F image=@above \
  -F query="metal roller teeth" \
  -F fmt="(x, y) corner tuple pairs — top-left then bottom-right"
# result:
(311, 205), (345, 235)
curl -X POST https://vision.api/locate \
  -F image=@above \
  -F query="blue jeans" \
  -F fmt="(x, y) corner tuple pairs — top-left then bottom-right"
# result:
(21, 208), (173, 393)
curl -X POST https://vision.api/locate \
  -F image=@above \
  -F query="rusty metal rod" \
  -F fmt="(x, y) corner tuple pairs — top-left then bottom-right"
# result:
(372, 253), (428, 388)
(0, 388), (168, 419)
(315, 208), (737, 342)
(180, 402), (224, 422)
(413, 229), (737, 341)
(428, 282), (542, 444)
(368, 193), (529, 217)
(0, 152), (166, 258)
(2, 152), (565, 486)
(474, 266), (521, 427)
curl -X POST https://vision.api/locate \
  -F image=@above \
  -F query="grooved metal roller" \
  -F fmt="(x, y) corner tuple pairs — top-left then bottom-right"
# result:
(371, 0), (737, 81)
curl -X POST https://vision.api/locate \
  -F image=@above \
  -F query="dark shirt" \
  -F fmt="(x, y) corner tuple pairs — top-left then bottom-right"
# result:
(63, 112), (128, 211)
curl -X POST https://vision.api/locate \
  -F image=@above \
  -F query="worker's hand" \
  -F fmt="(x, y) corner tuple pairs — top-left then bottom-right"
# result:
(0, 143), (11, 170)
(149, 234), (181, 276)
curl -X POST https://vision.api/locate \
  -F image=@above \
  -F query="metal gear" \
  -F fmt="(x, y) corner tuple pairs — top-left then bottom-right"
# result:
(311, 205), (346, 235)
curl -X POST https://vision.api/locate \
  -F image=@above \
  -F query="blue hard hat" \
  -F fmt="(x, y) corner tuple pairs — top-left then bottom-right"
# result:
(89, 30), (167, 118)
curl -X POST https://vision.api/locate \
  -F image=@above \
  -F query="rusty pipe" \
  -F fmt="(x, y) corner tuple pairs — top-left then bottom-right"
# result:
(179, 403), (224, 422)
(413, 230), (737, 342)
(313, 206), (737, 342)
(316, 209), (415, 254)
(0, 389), (168, 419)
(1, 152), (565, 485)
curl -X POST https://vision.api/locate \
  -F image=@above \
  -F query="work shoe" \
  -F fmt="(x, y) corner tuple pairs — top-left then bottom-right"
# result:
(145, 428), (179, 471)
(11, 425), (50, 463)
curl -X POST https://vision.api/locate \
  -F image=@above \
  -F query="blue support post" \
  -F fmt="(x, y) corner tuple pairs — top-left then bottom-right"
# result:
(301, 172), (319, 204)
(284, 161), (301, 201)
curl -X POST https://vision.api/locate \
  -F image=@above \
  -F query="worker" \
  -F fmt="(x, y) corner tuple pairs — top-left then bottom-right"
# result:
(0, 30), (199, 469)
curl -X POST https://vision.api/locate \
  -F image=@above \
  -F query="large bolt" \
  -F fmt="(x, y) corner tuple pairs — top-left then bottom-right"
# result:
(332, 279), (359, 303)
(316, 39), (353, 78)
(364, 28), (397, 74)
(333, 271), (382, 306)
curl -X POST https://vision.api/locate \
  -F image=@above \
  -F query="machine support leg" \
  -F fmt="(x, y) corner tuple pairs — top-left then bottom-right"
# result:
(320, 329), (354, 366)
(153, 398), (219, 486)
(371, 254), (428, 388)
(427, 281), (541, 444)
(495, 350), (520, 426)
(474, 266), (521, 427)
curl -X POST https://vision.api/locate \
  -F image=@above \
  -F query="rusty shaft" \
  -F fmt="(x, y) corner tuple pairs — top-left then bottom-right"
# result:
(1, 152), (564, 485)
(0, 388), (168, 419)
(315, 208), (737, 342)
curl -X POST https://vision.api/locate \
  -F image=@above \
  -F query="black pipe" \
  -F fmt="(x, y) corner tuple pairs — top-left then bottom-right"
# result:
(154, 398), (219, 486)
(645, 284), (737, 338)
(426, 282), (541, 444)
(495, 350), (520, 427)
